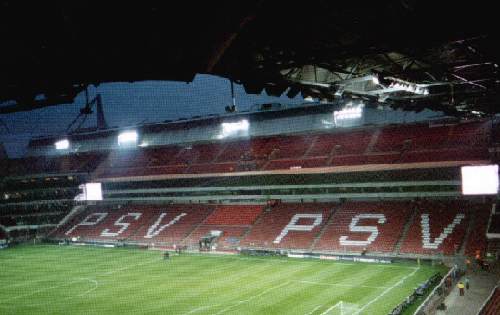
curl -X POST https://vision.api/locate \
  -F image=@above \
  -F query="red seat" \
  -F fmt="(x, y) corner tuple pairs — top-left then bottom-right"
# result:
(400, 201), (469, 255)
(241, 203), (334, 250)
(314, 201), (411, 253)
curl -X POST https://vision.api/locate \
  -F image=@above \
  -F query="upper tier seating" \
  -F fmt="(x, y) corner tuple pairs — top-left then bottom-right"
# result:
(313, 201), (412, 253)
(241, 203), (335, 250)
(4, 153), (104, 176)
(96, 120), (490, 178)
(400, 201), (469, 255)
(4, 120), (492, 179)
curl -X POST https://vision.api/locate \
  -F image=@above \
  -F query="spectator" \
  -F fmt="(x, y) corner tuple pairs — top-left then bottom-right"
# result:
(465, 277), (470, 290)
(457, 282), (465, 296)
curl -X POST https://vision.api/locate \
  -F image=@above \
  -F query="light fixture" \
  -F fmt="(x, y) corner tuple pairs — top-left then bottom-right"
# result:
(54, 139), (70, 150)
(217, 119), (249, 139)
(118, 131), (138, 146)
(333, 102), (364, 125)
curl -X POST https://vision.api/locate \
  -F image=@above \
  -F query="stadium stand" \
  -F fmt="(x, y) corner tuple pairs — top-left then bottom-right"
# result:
(314, 201), (412, 253)
(488, 213), (500, 234)
(65, 120), (491, 179)
(46, 200), (494, 258)
(0, 228), (6, 241)
(57, 204), (214, 245)
(3, 153), (104, 176)
(478, 286), (500, 315)
(183, 205), (263, 249)
(400, 200), (469, 255)
(464, 203), (492, 257)
(241, 203), (334, 250)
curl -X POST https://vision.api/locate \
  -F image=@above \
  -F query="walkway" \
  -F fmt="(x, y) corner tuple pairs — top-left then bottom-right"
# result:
(436, 270), (499, 315)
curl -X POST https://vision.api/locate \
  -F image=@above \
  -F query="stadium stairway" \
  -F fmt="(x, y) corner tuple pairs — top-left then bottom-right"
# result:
(393, 204), (417, 255)
(309, 204), (340, 251)
(459, 212), (475, 255)
(54, 205), (87, 230)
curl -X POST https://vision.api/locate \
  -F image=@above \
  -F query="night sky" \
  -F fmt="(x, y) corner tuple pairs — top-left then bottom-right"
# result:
(0, 75), (304, 157)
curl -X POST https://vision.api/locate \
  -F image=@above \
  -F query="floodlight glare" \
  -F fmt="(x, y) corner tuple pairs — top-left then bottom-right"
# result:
(222, 120), (249, 133)
(217, 119), (249, 139)
(55, 139), (70, 150)
(334, 105), (363, 122)
(461, 165), (499, 195)
(118, 131), (138, 146)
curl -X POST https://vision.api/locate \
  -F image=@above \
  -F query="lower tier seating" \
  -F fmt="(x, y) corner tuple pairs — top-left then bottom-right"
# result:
(183, 225), (249, 249)
(400, 201), (469, 255)
(56, 204), (214, 245)
(464, 204), (492, 257)
(240, 203), (335, 250)
(51, 201), (490, 257)
(313, 201), (412, 253)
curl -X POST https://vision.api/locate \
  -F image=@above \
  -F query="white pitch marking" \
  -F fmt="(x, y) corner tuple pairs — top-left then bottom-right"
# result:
(294, 280), (389, 290)
(213, 281), (291, 315)
(320, 301), (342, 315)
(77, 278), (99, 297)
(184, 304), (220, 315)
(304, 304), (323, 315)
(2, 257), (161, 303)
(353, 267), (420, 315)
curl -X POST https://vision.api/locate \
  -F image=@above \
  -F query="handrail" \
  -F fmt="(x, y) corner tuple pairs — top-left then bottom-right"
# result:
(413, 266), (456, 315)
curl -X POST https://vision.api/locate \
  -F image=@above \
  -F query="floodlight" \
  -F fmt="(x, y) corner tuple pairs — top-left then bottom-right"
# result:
(461, 165), (499, 195)
(217, 119), (249, 139)
(333, 104), (364, 124)
(55, 139), (70, 150)
(84, 182), (103, 201)
(118, 130), (138, 146)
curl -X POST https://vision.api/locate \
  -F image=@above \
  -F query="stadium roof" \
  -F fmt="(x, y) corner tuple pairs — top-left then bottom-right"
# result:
(1, 1), (499, 116)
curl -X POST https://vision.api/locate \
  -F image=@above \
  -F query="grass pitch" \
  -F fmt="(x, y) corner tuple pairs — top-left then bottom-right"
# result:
(0, 245), (446, 315)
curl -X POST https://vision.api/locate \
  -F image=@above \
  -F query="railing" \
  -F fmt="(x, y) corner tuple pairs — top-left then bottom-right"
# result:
(413, 266), (457, 315)
(477, 285), (498, 315)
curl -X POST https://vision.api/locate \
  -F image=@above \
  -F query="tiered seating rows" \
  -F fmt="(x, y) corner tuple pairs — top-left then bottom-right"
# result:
(479, 287), (500, 315)
(183, 205), (264, 249)
(3, 153), (103, 176)
(241, 203), (334, 249)
(400, 201), (469, 255)
(52, 201), (489, 256)
(314, 202), (411, 253)
(465, 204), (492, 257)
(96, 121), (490, 178)
(3, 120), (490, 178)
